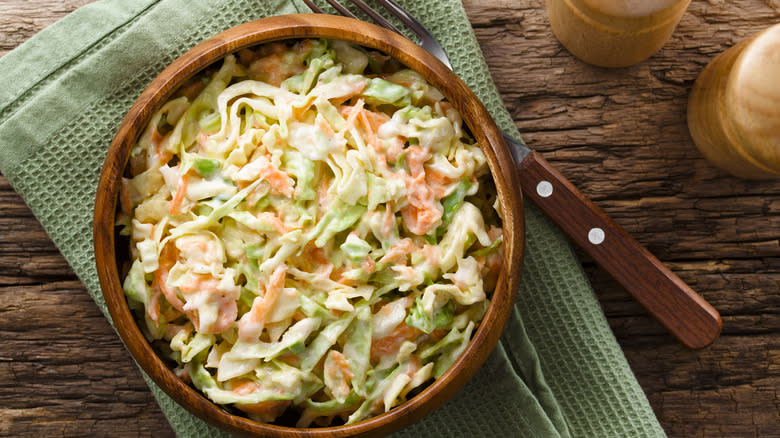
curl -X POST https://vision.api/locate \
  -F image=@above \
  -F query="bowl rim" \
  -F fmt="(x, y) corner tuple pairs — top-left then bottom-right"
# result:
(93, 13), (524, 438)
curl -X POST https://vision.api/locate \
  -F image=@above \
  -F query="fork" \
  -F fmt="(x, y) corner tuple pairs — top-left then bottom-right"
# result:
(302, 0), (722, 349)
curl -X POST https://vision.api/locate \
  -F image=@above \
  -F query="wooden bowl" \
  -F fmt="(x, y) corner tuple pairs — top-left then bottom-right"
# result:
(94, 14), (524, 437)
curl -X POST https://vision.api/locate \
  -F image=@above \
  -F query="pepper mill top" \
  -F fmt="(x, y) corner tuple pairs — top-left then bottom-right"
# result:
(580, 0), (682, 18)
(724, 24), (780, 173)
(546, 0), (692, 67)
(687, 23), (780, 179)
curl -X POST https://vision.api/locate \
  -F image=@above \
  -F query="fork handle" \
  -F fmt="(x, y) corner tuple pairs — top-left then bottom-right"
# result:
(517, 151), (722, 349)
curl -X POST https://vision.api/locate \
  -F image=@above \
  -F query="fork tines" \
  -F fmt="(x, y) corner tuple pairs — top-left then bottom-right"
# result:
(303, 0), (407, 38)
(302, 0), (453, 70)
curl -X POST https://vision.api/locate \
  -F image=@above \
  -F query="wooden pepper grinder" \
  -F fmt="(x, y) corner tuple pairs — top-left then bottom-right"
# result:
(546, 0), (691, 68)
(687, 24), (780, 179)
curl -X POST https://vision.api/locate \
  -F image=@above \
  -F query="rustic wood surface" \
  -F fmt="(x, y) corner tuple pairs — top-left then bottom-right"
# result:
(0, 0), (778, 437)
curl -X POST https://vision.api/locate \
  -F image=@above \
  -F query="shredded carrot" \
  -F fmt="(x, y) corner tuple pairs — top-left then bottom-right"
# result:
(317, 115), (336, 137)
(398, 146), (442, 235)
(358, 110), (379, 151)
(316, 175), (332, 208)
(154, 143), (173, 168)
(338, 99), (365, 136)
(165, 324), (192, 342)
(405, 355), (422, 377)
(324, 350), (354, 401)
(168, 172), (190, 214)
(401, 172), (442, 235)
(371, 324), (422, 363)
(334, 266), (355, 286)
(437, 100), (453, 113)
(257, 155), (294, 197)
(325, 350), (354, 380)
(340, 102), (389, 148)
(153, 242), (186, 314)
(425, 167), (457, 199)
(298, 242), (331, 274)
(249, 42), (307, 87)
(383, 75), (415, 89)
(377, 238), (415, 265)
(231, 378), (260, 396)
(363, 108), (391, 132)
(250, 54), (285, 86)
(401, 203), (442, 236)
(176, 237), (208, 255)
(291, 95), (317, 121)
(420, 244), (440, 261)
(331, 80), (368, 106)
(405, 145), (429, 177)
(238, 264), (287, 342)
(231, 377), (291, 419)
(147, 286), (161, 324)
(177, 274), (237, 334)
(257, 211), (289, 234)
(382, 202), (395, 238)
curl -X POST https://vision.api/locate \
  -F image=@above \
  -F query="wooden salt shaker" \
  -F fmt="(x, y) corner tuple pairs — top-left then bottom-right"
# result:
(546, 0), (691, 67)
(687, 24), (780, 179)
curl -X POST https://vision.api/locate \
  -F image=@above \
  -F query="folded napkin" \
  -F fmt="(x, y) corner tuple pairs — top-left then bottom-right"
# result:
(0, 0), (665, 436)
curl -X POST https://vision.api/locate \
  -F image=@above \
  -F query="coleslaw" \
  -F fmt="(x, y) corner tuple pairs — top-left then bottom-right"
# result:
(118, 38), (503, 426)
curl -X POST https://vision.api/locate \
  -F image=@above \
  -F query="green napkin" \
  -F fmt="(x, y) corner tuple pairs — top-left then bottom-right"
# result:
(0, 0), (665, 436)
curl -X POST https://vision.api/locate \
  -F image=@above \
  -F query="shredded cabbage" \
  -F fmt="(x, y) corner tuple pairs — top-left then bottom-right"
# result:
(121, 38), (503, 426)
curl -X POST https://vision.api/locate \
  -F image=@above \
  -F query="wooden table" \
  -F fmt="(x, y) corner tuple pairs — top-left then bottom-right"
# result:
(1, 0), (778, 436)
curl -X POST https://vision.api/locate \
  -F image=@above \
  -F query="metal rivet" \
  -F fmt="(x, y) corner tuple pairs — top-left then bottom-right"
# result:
(536, 181), (553, 198)
(588, 227), (605, 245)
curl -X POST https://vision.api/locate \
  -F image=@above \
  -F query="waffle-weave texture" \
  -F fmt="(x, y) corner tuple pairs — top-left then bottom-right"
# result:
(0, 0), (665, 436)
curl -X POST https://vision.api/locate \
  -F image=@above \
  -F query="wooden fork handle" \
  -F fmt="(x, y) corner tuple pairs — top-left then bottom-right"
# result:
(517, 151), (722, 349)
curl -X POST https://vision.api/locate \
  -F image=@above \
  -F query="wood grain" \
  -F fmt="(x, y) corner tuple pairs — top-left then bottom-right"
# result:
(0, 176), (174, 437)
(1, 0), (779, 437)
(0, 0), (93, 57)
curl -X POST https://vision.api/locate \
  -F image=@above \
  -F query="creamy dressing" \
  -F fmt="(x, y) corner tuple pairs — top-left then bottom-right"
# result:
(121, 38), (503, 426)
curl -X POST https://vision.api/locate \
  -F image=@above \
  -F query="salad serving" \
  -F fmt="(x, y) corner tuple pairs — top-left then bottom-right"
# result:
(118, 38), (503, 426)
